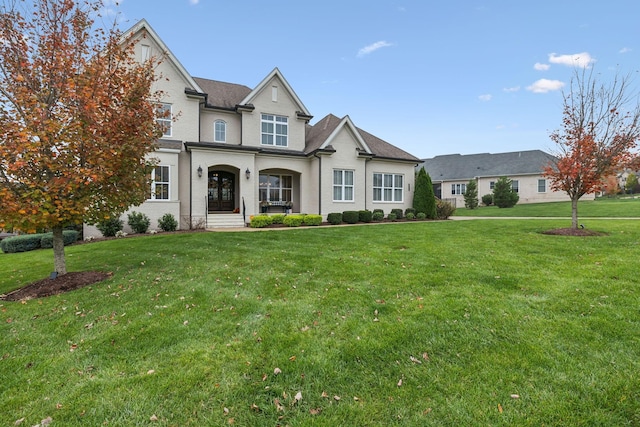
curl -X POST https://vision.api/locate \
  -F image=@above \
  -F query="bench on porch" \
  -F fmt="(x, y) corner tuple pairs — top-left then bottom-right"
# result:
(260, 201), (293, 213)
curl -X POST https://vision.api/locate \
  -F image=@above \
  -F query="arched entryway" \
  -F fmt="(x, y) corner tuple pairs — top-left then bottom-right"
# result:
(208, 170), (235, 212)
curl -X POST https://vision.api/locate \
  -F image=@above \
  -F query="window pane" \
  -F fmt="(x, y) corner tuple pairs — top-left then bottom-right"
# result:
(384, 188), (392, 201)
(345, 171), (354, 185)
(373, 173), (382, 187)
(333, 170), (342, 185)
(333, 186), (342, 200)
(344, 186), (353, 201)
(394, 175), (403, 188)
(384, 174), (393, 187)
(373, 188), (382, 201)
(394, 189), (402, 201)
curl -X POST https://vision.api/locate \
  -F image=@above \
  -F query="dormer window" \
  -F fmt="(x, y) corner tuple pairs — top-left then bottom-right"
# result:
(261, 114), (288, 147)
(214, 120), (226, 142)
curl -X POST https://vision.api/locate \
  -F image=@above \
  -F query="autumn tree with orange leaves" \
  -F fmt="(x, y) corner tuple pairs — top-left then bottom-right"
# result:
(544, 68), (640, 229)
(0, 0), (163, 275)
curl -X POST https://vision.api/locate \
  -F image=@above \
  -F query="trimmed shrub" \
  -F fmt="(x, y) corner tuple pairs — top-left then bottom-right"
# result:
(327, 212), (343, 225)
(270, 214), (286, 224)
(302, 214), (323, 226)
(358, 210), (372, 223)
(436, 199), (456, 220)
(391, 208), (403, 220)
(157, 213), (178, 232)
(128, 211), (150, 234)
(250, 214), (273, 228)
(342, 211), (359, 224)
(416, 212), (427, 220)
(283, 214), (305, 227)
(40, 230), (79, 249)
(372, 211), (384, 222)
(493, 176), (519, 208)
(373, 208), (384, 216)
(1, 234), (43, 253)
(404, 208), (416, 217)
(406, 212), (415, 220)
(482, 194), (493, 206)
(388, 212), (397, 221)
(96, 217), (123, 237)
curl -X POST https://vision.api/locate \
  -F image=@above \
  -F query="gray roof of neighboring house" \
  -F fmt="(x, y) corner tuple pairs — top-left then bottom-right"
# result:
(421, 150), (557, 181)
(192, 77), (419, 162)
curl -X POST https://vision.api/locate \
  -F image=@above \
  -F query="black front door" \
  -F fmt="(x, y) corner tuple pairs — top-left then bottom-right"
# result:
(208, 171), (235, 212)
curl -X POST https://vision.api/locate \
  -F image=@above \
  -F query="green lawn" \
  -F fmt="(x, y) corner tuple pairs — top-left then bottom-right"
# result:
(453, 196), (640, 218)
(1, 220), (639, 426)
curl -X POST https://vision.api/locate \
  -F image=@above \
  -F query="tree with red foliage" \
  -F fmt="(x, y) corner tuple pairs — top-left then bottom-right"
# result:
(544, 68), (640, 229)
(0, 0), (163, 275)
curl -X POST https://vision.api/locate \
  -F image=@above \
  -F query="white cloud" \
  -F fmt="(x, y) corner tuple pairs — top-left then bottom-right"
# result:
(534, 62), (550, 71)
(189, 0), (200, 4)
(619, 47), (632, 54)
(548, 52), (595, 68)
(478, 94), (492, 101)
(503, 86), (520, 93)
(526, 79), (565, 93)
(357, 41), (393, 58)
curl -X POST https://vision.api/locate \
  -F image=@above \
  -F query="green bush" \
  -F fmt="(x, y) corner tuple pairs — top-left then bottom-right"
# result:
(404, 208), (416, 217)
(481, 194), (493, 206)
(128, 211), (151, 234)
(157, 213), (178, 232)
(342, 211), (359, 224)
(40, 230), (79, 249)
(416, 212), (427, 220)
(493, 177), (519, 208)
(250, 214), (273, 228)
(358, 210), (372, 223)
(388, 212), (397, 221)
(302, 214), (323, 226)
(391, 208), (403, 220)
(327, 212), (343, 225)
(283, 214), (304, 227)
(270, 214), (286, 224)
(372, 211), (384, 222)
(406, 212), (415, 220)
(1, 234), (43, 253)
(96, 217), (123, 237)
(436, 199), (456, 219)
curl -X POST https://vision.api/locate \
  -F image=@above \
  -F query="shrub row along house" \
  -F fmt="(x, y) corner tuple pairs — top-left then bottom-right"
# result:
(419, 150), (594, 207)
(86, 19), (420, 235)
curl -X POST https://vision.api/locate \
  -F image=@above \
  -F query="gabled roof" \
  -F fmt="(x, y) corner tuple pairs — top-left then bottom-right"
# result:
(192, 78), (251, 110)
(239, 68), (311, 116)
(422, 150), (557, 181)
(123, 19), (203, 94)
(306, 114), (420, 162)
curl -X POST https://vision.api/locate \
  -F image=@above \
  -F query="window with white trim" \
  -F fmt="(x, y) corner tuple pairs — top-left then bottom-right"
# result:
(259, 174), (292, 202)
(156, 103), (172, 137)
(150, 165), (169, 200)
(451, 183), (466, 195)
(214, 120), (226, 142)
(373, 173), (404, 202)
(538, 179), (546, 193)
(261, 114), (288, 146)
(333, 170), (354, 201)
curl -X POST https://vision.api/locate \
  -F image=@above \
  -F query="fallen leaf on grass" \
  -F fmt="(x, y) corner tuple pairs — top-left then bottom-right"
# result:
(14, 418), (24, 426)
(510, 394), (520, 399)
(250, 403), (260, 412)
(274, 399), (284, 412)
(289, 356), (296, 361)
(309, 408), (322, 415)
(149, 414), (158, 421)
(410, 356), (422, 364)
(333, 395), (341, 401)
(397, 379), (403, 387)
(40, 417), (52, 426)
(294, 392), (303, 404)
(223, 407), (229, 415)
(321, 391), (329, 398)
(498, 403), (503, 413)
(274, 367), (282, 375)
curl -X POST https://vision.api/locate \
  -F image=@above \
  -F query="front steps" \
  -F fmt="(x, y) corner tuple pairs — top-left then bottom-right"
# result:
(206, 213), (247, 229)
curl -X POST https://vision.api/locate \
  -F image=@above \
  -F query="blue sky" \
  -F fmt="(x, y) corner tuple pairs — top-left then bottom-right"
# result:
(105, 1), (640, 159)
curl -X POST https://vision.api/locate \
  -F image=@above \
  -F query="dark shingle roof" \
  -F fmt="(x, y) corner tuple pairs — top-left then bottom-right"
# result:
(193, 77), (252, 109)
(422, 150), (556, 181)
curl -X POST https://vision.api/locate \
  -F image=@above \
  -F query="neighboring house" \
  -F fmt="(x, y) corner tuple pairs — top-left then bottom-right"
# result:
(419, 150), (592, 206)
(86, 20), (420, 235)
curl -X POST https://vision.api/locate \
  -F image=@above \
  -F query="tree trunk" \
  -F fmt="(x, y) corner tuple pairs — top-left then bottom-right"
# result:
(571, 197), (579, 229)
(52, 226), (67, 275)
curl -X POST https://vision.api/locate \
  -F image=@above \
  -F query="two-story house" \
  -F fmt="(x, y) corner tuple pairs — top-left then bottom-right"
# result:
(86, 19), (420, 235)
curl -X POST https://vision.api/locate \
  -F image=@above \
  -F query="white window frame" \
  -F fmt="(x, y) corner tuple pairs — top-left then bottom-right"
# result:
(259, 174), (292, 203)
(511, 180), (519, 193)
(538, 178), (546, 193)
(214, 120), (226, 142)
(150, 165), (170, 200)
(373, 173), (404, 202)
(261, 114), (288, 147)
(451, 183), (466, 195)
(156, 103), (172, 137)
(333, 169), (354, 202)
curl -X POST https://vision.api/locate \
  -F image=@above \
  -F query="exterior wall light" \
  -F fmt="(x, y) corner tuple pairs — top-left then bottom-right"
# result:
(197, 165), (203, 178)
(245, 168), (251, 180)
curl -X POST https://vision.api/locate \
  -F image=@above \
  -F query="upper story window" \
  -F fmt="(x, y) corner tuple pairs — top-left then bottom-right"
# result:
(214, 120), (226, 142)
(150, 165), (170, 200)
(156, 103), (172, 137)
(538, 179), (546, 193)
(261, 114), (288, 147)
(374, 173), (404, 202)
(333, 170), (354, 202)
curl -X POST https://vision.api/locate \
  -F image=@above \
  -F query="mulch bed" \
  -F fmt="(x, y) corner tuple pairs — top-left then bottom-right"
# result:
(0, 271), (111, 301)
(541, 228), (606, 236)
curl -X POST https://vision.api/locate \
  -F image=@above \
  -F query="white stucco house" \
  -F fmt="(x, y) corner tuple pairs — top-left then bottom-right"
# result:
(86, 19), (420, 235)
(419, 150), (594, 207)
